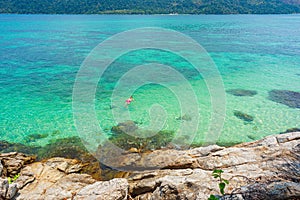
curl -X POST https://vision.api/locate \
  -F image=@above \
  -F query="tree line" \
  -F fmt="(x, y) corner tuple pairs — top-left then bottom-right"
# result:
(0, 0), (300, 14)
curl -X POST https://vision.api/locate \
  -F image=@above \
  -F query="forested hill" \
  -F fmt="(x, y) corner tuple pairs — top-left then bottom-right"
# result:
(1, 0), (300, 14)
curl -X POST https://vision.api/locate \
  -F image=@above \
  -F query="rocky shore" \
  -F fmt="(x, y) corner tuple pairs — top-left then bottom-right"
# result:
(0, 132), (299, 200)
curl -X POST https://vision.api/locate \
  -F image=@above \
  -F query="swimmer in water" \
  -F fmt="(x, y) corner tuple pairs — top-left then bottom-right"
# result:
(125, 96), (134, 107)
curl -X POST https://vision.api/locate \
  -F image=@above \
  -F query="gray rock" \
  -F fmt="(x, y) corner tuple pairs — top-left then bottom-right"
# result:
(75, 178), (129, 200)
(6, 183), (18, 199)
(276, 131), (300, 143)
(0, 178), (8, 199)
(15, 169), (35, 189)
(0, 161), (3, 177)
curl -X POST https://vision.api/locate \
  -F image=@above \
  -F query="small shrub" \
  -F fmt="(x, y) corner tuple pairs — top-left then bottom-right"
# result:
(208, 169), (229, 200)
(8, 173), (20, 184)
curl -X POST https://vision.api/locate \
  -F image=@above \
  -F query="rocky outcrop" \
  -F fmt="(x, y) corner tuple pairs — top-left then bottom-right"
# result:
(0, 152), (35, 178)
(0, 132), (299, 199)
(75, 178), (128, 200)
(16, 157), (96, 200)
(126, 132), (300, 199)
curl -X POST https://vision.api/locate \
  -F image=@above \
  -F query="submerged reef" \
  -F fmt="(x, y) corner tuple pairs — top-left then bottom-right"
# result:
(226, 89), (257, 97)
(268, 89), (300, 109)
(110, 121), (175, 152)
(176, 114), (192, 121)
(111, 120), (138, 134)
(233, 110), (254, 123)
(25, 133), (49, 143)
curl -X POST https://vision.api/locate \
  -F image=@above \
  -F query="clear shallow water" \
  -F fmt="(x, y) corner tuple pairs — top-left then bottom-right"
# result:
(0, 14), (300, 149)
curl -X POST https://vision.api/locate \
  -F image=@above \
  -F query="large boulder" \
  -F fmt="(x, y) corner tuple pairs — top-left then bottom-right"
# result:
(0, 152), (36, 178)
(75, 178), (129, 200)
(17, 157), (96, 200)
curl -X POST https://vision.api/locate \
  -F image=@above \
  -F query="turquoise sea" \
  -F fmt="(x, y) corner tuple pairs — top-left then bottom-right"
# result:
(0, 14), (300, 152)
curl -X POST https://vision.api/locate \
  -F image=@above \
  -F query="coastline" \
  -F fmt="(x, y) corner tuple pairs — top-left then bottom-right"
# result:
(1, 131), (299, 199)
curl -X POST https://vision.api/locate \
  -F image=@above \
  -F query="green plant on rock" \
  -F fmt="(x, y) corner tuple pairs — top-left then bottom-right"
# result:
(208, 169), (229, 200)
(7, 173), (20, 184)
(208, 194), (220, 200)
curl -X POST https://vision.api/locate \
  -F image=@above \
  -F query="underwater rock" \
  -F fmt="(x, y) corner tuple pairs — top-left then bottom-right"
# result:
(233, 110), (254, 122)
(51, 130), (61, 136)
(0, 141), (39, 157)
(176, 114), (192, 121)
(26, 133), (49, 143)
(107, 120), (176, 154)
(226, 89), (257, 97)
(247, 135), (257, 140)
(110, 121), (175, 152)
(111, 120), (138, 134)
(109, 105), (117, 109)
(268, 90), (300, 109)
(37, 137), (89, 161)
(280, 128), (300, 134)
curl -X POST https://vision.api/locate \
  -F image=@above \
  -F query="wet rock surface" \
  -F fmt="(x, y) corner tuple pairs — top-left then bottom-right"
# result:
(0, 132), (299, 199)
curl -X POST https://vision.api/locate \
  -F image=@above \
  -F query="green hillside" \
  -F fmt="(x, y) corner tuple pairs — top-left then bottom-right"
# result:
(0, 0), (300, 14)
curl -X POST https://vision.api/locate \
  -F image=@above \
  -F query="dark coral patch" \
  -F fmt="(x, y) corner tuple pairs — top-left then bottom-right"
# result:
(26, 133), (49, 143)
(268, 90), (300, 109)
(234, 110), (254, 122)
(226, 89), (257, 97)
(110, 121), (175, 152)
